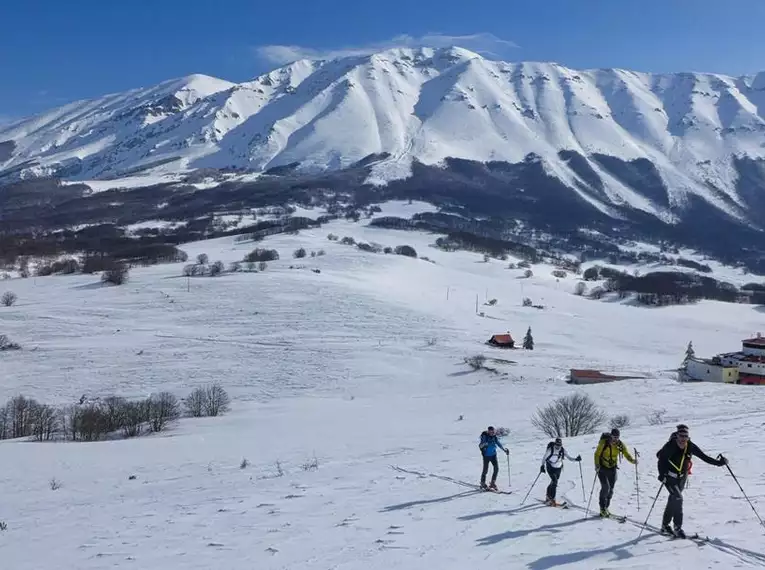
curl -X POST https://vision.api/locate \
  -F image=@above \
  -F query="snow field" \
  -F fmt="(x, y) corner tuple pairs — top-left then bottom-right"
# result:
(2, 212), (765, 568)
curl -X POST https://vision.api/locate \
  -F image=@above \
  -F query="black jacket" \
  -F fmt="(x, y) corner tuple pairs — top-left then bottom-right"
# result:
(657, 439), (723, 478)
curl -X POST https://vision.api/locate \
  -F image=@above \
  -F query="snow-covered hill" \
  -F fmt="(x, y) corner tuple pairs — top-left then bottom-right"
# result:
(2, 211), (765, 569)
(2, 47), (765, 227)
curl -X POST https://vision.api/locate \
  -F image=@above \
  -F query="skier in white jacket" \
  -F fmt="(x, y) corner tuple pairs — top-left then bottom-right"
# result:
(541, 437), (581, 505)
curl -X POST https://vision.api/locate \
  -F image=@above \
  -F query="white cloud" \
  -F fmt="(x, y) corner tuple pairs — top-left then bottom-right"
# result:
(254, 32), (519, 66)
(0, 114), (16, 127)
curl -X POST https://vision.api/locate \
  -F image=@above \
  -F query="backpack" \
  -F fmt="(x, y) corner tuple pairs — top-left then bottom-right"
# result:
(598, 432), (622, 465)
(546, 441), (564, 461)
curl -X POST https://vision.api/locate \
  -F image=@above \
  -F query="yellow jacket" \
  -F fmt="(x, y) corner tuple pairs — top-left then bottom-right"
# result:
(594, 437), (635, 469)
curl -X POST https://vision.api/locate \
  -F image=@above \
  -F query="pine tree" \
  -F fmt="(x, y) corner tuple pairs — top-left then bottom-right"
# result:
(523, 327), (534, 350)
(684, 341), (695, 363)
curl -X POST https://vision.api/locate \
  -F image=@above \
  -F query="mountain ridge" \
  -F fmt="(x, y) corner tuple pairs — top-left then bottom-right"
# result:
(2, 46), (765, 231)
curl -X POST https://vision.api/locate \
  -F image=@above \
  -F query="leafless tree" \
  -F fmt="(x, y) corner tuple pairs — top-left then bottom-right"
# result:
(196, 253), (209, 265)
(147, 392), (180, 432)
(531, 393), (606, 438)
(184, 387), (206, 417)
(464, 354), (487, 370)
(1, 291), (17, 307)
(121, 400), (148, 438)
(203, 385), (230, 417)
(210, 260), (225, 276)
(609, 414), (631, 430)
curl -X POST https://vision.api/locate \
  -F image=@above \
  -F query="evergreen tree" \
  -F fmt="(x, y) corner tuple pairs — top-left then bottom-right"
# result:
(684, 341), (695, 363)
(523, 327), (534, 350)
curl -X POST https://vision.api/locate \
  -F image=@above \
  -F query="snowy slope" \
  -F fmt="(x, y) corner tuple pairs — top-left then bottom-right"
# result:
(2, 212), (765, 569)
(2, 47), (765, 224)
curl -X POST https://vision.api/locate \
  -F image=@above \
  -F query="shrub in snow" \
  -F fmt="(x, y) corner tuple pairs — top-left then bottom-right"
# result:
(523, 269), (533, 278)
(183, 264), (201, 277)
(394, 245), (417, 258)
(209, 260), (225, 276)
(522, 297), (533, 307)
(327, 233), (339, 241)
(531, 393), (606, 438)
(552, 269), (567, 279)
(495, 427), (510, 437)
(574, 282), (587, 296)
(464, 354), (487, 370)
(293, 247), (307, 259)
(196, 253), (209, 265)
(0, 521), (7, 531)
(258, 261), (268, 271)
(229, 262), (242, 273)
(203, 384), (231, 417)
(340, 236), (356, 246)
(317, 249), (326, 256)
(517, 260), (531, 269)
(49, 478), (62, 491)
(647, 408), (667, 426)
(147, 392), (180, 433)
(240, 458), (249, 469)
(301, 455), (320, 472)
(609, 414), (631, 430)
(101, 263), (129, 286)
(121, 400), (148, 438)
(0, 335), (18, 353)
(244, 248), (279, 263)
(184, 384), (230, 418)
(1, 291), (17, 307)
(383, 247), (393, 254)
(310, 251), (316, 258)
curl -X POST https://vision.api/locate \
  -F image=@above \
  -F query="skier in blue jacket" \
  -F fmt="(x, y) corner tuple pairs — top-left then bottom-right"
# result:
(479, 426), (509, 490)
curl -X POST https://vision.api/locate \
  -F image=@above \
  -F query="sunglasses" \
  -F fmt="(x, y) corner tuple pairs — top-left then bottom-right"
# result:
(677, 434), (689, 439)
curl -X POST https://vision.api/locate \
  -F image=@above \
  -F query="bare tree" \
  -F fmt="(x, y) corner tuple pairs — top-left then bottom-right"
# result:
(209, 260), (225, 276)
(184, 387), (206, 417)
(293, 247), (307, 259)
(30, 404), (58, 441)
(196, 253), (209, 265)
(121, 400), (148, 438)
(531, 393), (606, 438)
(203, 385), (230, 417)
(147, 392), (180, 432)
(1, 291), (17, 307)
(609, 414), (631, 430)
(102, 396), (128, 433)
(258, 261), (267, 272)
(102, 264), (129, 286)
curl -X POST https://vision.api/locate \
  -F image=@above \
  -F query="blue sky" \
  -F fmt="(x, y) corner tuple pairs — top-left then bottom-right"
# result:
(2, 0), (764, 121)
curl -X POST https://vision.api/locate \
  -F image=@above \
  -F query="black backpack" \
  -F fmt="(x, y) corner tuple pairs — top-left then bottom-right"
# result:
(546, 441), (564, 461)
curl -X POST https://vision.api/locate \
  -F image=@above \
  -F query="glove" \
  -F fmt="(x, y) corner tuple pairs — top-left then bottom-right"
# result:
(540, 465), (545, 473)
(658, 474), (666, 483)
(575, 455), (582, 462)
(505, 449), (510, 456)
(718, 454), (728, 466)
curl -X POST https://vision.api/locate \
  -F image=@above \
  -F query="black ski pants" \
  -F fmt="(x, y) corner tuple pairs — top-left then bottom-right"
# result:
(546, 466), (562, 500)
(598, 467), (617, 510)
(662, 476), (687, 528)
(480, 454), (499, 484)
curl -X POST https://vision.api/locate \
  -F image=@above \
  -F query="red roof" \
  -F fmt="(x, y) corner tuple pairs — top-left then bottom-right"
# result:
(743, 337), (765, 346)
(491, 334), (514, 343)
(570, 369), (612, 379)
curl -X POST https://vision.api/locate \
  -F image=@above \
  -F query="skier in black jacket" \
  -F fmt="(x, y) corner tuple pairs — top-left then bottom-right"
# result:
(656, 424), (727, 537)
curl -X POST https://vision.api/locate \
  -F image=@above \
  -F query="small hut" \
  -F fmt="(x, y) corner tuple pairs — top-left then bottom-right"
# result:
(487, 333), (515, 348)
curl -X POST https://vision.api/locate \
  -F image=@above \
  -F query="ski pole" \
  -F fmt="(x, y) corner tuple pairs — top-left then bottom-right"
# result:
(638, 482), (664, 539)
(506, 453), (511, 488)
(634, 447), (640, 512)
(521, 472), (542, 505)
(578, 461), (586, 503)
(585, 470), (599, 517)
(724, 459), (765, 527)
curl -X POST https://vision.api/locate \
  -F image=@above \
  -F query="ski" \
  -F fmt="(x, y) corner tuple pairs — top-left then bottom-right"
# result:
(592, 514), (626, 523)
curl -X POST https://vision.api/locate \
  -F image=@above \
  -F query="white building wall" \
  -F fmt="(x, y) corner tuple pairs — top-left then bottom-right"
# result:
(685, 359), (734, 382)
(742, 344), (765, 357)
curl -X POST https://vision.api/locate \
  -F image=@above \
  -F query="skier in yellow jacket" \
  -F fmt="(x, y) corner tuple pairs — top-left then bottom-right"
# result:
(594, 428), (637, 517)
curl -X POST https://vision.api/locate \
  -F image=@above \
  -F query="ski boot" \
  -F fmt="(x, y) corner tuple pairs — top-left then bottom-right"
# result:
(673, 527), (686, 539)
(480, 482), (488, 491)
(599, 508), (610, 518)
(488, 482), (498, 491)
(660, 524), (673, 535)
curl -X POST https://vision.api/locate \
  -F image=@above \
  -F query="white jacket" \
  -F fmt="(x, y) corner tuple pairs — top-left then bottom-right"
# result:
(542, 444), (576, 470)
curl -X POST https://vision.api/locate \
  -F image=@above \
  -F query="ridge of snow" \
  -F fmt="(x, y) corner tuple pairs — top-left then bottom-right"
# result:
(2, 49), (765, 223)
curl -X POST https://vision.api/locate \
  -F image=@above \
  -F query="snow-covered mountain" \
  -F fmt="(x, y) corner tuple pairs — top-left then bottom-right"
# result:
(3, 46), (765, 225)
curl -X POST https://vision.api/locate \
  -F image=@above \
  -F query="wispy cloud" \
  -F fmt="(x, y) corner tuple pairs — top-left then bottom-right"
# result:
(254, 32), (519, 66)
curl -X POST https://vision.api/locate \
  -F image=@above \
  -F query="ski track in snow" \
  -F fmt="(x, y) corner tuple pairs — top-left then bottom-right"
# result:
(2, 209), (765, 569)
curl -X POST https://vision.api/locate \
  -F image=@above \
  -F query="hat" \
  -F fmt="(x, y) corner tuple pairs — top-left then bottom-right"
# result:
(610, 428), (620, 437)
(487, 426), (495, 431)
(676, 424), (689, 436)
(554, 437), (562, 445)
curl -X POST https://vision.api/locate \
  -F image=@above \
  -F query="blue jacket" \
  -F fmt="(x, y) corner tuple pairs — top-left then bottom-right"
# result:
(479, 432), (507, 457)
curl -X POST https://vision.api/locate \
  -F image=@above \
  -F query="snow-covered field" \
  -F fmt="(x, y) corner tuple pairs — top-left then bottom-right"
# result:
(2, 208), (765, 569)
